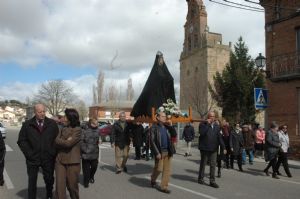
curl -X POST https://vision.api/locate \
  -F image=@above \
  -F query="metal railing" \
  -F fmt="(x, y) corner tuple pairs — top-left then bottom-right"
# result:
(269, 51), (300, 80)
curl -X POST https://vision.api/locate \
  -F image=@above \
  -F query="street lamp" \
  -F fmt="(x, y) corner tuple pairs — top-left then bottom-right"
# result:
(255, 53), (266, 68)
(255, 53), (270, 78)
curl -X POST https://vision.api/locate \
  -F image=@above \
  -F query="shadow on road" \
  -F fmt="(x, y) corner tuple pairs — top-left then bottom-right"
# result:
(172, 174), (198, 183)
(16, 187), (48, 199)
(128, 176), (152, 188)
(185, 168), (198, 175)
(244, 168), (266, 176)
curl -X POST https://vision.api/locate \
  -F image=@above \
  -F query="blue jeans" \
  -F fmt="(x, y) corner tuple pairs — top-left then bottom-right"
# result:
(242, 149), (254, 163)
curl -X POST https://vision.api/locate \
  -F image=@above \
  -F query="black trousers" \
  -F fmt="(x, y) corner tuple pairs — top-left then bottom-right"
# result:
(82, 159), (98, 185)
(135, 146), (141, 159)
(264, 157), (277, 174)
(230, 154), (243, 170)
(199, 151), (217, 183)
(275, 152), (291, 176)
(27, 160), (55, 199)
(0, 158), (4, 183)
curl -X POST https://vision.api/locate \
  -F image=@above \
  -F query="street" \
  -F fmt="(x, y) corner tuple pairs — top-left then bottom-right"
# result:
(1, 127), (300, 199)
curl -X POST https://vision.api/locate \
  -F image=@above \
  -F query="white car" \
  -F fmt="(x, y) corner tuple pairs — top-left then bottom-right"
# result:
(0, 122), (6, 139)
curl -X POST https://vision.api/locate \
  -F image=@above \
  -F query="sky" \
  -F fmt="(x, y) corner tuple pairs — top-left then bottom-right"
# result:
(0, 0), (265, 106)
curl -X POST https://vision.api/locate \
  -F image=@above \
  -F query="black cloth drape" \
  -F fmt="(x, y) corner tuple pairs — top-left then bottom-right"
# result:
(131, 52), (176, 117)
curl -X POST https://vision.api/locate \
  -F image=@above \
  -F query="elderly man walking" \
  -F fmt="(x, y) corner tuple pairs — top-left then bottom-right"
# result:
(17, 104), (59, 199)
(198, 111), (226, 188)
(111, 111), (132, 174)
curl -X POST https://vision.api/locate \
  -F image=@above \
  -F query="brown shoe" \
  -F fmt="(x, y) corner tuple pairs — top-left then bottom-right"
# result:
(157, 187), (171, 194)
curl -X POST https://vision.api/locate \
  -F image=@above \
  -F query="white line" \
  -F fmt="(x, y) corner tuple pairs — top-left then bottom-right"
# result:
(3, 168), (14, 189)
(144, 176), (218, 199)
(5, 144), (13, 152)
(279, 179), (300, 185)
(99, 161), (112, 166)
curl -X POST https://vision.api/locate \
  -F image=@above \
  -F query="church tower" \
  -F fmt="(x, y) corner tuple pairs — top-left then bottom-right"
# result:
(180, 0), (230, 118)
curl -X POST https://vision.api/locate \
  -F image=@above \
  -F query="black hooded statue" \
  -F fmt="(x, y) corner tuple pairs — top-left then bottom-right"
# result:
(131, 51), (176, 117)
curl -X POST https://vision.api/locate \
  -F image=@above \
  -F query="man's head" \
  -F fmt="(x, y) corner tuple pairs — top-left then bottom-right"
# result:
(207, 111), (216, 123)
(119, 111), (126, 122)
(242, 124), (249, 131)
(34, 104), (46, 120)
(156, 110), (166, 124)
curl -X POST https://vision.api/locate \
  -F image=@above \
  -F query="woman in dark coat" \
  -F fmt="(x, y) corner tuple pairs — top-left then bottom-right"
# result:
(81, 118), (100, 187)
(182, 122), (195, 157)
(229, 123), (244, 172)
(263, 122), (281, 179)
(132, 123), (144, 160)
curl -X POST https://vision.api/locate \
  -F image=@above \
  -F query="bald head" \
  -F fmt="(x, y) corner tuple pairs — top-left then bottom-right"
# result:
(34, 104), (46, 120)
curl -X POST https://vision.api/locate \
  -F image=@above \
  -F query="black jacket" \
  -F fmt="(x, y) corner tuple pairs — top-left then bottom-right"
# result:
(132, 124), (144, 147)
(264, 130), (281, 162)
(0, 132), (5, 163)
(17, 117), (59, 165)
(229, 130), (244, 155)
(111, 120), (131, 149)
(81, 126), (99, 160)
(150, 123), (176, 157)
(198, 122), (225, 152)
(182, 125), (195, 142)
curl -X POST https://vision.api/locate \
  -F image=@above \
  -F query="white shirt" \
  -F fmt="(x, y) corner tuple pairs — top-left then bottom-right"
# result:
(278, 130), (289, 153)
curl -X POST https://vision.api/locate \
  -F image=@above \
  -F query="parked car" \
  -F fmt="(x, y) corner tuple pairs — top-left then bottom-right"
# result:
(0, 122), (6, 139)
(98, 124), (112, 142)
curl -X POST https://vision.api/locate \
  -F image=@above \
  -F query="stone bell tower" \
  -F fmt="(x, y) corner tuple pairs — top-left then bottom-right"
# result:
(180, 0), (230, 118)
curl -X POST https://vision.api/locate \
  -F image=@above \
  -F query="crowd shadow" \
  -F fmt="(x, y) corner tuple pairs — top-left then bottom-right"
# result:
(16, 187), (47, 199)
(171, 174), (197, 183)
(185, 168), (198, 175)
(242, 168), (266, 176)
(128, 176), (152, 188)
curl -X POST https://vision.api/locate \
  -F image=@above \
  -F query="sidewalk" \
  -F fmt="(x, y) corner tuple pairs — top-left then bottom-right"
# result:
(175, 141), (300, 167)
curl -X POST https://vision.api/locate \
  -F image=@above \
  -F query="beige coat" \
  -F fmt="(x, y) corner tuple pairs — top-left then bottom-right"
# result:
(55, 127), (81, 164)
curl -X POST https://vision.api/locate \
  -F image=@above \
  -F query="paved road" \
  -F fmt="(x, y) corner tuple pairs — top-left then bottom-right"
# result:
(1, 127), (300, 199)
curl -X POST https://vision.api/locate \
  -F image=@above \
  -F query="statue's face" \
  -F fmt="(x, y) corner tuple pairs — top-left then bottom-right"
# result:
(158, 57), (164, 66)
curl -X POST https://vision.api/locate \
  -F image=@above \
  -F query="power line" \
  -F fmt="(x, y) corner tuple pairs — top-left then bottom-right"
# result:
(209, 0), (264, 12)
(245, 0), (298, 11)
(224, 0), (264, 11)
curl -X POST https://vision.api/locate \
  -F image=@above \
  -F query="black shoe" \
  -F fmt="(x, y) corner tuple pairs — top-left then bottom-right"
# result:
(89, 178), (95, 183)
(210, 182), (219, 188)
(263, 169), (269, 176)
(184, 153), (188, 157)
(287, 174), (292, 178)
(217, 170), (221, 178)
(123, 166), (128, 173)
(0, 180), (4, 186)
(249, 162), (253, 165)
(84, 183), (89, 188)
(276, 172), (282, 176)
(116, 170), (122, 174)
(198, 179), (204, 184)
(272, 174), (280, 179)
(239, 167), (244, 172)
(156, 187), (171, 194)
(150, 181), (157, 188)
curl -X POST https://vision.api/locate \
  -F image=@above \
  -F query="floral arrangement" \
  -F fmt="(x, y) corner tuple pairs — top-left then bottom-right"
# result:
(158, 99), (188, 118)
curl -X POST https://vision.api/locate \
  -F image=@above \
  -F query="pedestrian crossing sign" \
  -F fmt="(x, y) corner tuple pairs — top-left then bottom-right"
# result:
(254, 88), (268, 109)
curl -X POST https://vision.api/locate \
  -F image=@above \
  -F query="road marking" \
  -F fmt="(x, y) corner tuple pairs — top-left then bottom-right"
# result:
(144, 176), (218, 199)
(279, 179), (300, 185)
(3, 168), (14, 189)
(99, 161), (111, 166)
(5, 145), (13, 152)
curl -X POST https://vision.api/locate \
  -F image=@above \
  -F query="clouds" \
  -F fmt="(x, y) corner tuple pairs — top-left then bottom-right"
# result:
(0, 0), (266, 104)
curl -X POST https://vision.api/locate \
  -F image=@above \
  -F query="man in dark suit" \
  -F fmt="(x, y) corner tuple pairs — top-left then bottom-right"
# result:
(198, 111), (226, 188)
(17, 104), (59, 199)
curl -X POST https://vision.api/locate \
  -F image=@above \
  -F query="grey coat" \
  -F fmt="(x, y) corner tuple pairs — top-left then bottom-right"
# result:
(81, 127), (99, 160)
(229, 130), (244, 156)
(264, 130), (281, 162)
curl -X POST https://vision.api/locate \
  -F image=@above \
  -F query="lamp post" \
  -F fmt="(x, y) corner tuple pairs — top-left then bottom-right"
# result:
(255, 53), (270, 78)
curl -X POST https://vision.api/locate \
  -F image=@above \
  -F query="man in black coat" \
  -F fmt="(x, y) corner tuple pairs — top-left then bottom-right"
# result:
(111, 111), (132, 174)
(17, 104), (59, 199)
(198, 111), (226, 188)
(132, 123), (144, 160)
(182, 122), (195, 157)
(0, 131), (5, 186)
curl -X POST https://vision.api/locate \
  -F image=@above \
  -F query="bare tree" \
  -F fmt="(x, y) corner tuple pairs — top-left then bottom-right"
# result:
(74, 100), (88, 121)
(108, 85), (119, 101)
(126, 78), (134, 101)
(93, 84), (97, 105)
(35, 80), (76, 116)
(97, 71), (105, 104)
(187, 77), (216, 119)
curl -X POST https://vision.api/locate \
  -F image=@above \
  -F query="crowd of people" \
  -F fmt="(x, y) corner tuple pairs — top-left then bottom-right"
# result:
(0, 103), (294, 198)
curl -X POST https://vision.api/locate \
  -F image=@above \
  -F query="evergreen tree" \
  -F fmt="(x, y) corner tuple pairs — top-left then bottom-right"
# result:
(209, 37), (265, 124)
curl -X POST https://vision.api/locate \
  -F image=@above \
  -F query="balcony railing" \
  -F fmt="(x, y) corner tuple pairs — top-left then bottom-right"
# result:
(269, 51), (300, 81)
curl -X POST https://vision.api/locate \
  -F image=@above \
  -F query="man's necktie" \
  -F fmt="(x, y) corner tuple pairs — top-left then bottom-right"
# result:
(38, 120), (43, 132)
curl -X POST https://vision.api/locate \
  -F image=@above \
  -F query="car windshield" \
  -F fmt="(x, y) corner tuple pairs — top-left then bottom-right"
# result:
(99, 124), (108, 129)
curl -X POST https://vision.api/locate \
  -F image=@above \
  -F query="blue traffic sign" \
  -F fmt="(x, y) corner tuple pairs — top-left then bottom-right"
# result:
(254, 88), (268, 109)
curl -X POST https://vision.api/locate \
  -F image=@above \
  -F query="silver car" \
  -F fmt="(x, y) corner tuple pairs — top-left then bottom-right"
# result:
(0, 122), (6, 139)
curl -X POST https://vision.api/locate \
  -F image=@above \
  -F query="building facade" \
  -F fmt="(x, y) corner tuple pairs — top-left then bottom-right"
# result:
(261, 0), (300, 156)
(180, 0), (230, 119)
